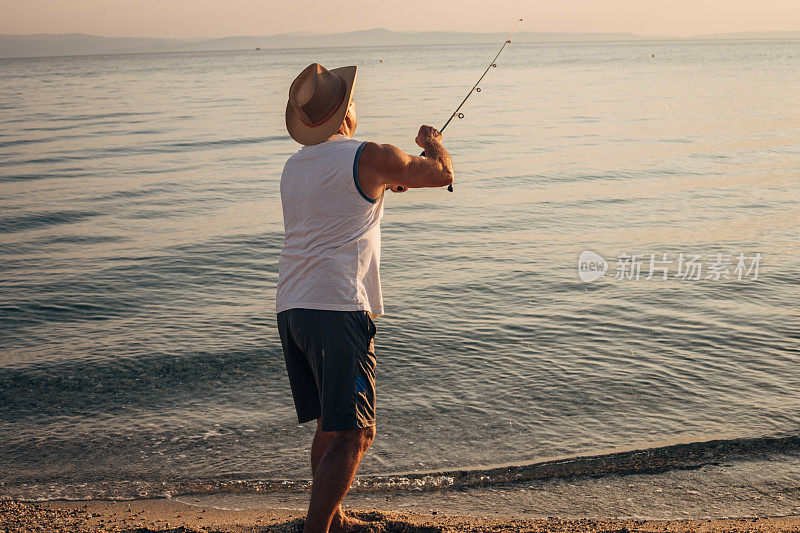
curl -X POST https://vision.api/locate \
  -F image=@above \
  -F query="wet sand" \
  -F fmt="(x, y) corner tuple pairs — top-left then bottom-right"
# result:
(2, 499), (799, 532)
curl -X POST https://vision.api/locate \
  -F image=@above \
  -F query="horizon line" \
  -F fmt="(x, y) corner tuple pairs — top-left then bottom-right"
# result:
(2, 27), (800, 41)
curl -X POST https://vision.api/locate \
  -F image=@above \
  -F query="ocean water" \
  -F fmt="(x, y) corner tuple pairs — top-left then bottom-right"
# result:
(1, 39), (799, 517)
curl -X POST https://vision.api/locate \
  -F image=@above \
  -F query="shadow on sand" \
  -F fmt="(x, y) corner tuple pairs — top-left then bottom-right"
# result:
(258, 511), (444, 533)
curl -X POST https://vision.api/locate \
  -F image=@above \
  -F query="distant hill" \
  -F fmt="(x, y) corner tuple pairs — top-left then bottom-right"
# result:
(1, 28), (798, 59)
(699, 31), (800, 40)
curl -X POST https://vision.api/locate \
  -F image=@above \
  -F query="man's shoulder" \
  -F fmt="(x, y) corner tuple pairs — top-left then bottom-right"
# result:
(283, 138), (371, 174)
(288, 137), (366, 157)
(359, 142), (407, 170)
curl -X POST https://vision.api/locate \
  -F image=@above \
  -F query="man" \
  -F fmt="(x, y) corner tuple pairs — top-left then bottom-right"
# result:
(276, 63), (453, 533)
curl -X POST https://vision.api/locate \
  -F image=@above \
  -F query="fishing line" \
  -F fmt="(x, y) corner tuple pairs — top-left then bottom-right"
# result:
(425, 0), (534, 192)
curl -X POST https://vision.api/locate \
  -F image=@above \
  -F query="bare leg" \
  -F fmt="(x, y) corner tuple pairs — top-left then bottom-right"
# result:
(310, 422), (348, 529)
(303, 422), (375, 533)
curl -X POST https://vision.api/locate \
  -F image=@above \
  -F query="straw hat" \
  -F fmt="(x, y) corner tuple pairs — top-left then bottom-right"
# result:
(285, 63), (357, 146)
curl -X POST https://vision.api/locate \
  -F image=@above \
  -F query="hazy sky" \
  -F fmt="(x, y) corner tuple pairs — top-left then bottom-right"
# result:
(1, 0), (798, 38)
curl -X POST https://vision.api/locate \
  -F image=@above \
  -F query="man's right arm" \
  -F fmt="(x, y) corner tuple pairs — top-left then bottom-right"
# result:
(358, 126), (454, 196)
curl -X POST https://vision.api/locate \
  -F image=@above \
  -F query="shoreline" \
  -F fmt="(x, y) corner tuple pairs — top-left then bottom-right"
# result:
(2, 499), (800, 532)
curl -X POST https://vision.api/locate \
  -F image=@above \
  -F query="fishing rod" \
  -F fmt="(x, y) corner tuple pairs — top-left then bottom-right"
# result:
(424, 2), (533, 192)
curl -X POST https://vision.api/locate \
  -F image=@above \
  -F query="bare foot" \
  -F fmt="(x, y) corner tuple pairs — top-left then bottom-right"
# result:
(330, 510), (369, 532)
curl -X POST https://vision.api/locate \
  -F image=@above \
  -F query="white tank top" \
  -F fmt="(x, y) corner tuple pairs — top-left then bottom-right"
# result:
(276, 135), (385, 316)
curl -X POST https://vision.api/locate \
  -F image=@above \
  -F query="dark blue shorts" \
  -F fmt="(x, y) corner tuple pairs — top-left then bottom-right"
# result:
(277, 308), (377, 432)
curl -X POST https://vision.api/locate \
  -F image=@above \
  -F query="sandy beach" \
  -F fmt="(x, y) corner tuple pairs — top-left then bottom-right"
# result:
(1, 499), (799, 532)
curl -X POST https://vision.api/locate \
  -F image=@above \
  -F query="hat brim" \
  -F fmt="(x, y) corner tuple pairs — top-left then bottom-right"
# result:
(285, 65), (357, 146)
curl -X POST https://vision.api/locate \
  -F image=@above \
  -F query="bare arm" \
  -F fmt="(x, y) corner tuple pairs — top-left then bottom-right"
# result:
(358, 126), (454, 198)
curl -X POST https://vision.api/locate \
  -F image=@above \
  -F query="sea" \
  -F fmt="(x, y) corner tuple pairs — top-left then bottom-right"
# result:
(1, 39), (799, 520)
